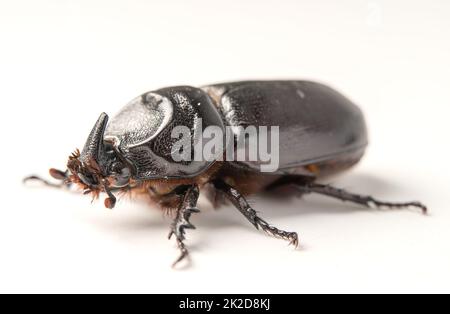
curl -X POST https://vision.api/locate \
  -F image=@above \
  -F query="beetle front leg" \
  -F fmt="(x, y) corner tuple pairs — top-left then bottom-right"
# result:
(214, 179), (299, 247)
(168, 185), (200, 267)
(23, 168), (71, 188)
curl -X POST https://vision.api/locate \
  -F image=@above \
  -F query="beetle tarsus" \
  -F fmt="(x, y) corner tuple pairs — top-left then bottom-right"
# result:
(23, 175), (58, 187)
(297, 182), (428, 214)
(168, 185), (200, 267)
(214, 179), (299, 247)
(171, 238), (189, 268)
(255, 216), (299, 247)
(23, 168), (71, 188)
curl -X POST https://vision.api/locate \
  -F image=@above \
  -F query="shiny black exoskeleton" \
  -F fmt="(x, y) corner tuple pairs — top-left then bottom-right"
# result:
(25, 80), (427, 267)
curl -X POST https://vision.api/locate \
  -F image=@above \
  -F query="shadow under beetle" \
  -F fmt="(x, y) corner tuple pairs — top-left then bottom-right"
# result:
(25, 80), (427, 266)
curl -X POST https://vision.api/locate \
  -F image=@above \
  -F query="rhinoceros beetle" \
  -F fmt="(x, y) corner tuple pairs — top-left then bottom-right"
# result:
(25, 81), (427, 266)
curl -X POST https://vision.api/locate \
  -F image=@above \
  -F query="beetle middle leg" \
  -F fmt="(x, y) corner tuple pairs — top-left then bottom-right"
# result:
(168, 184), (200, 267)
(267, 175), (427, 214)
(213, 179), (299, 247)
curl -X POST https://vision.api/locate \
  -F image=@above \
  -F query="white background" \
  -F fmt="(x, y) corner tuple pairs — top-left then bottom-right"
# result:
(0, 0), (449, 293)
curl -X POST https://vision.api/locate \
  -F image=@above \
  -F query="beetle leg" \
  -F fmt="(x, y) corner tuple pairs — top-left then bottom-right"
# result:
(268, 176), (427, 214)
(168, 185), (200, 267)
(23, 168), (71, 188)
(214, 179), (299, 247)
(297, 182), (428, 214)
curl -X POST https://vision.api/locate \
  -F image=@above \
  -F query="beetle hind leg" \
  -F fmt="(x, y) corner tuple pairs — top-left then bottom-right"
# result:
(268, 176), (427, 214)
(214, 179), (299, 247)
(168, 185), (200, 267)
(300, 182), (427, 214)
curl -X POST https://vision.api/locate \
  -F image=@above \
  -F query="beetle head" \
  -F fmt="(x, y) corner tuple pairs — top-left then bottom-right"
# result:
(67, 113), (132, 208)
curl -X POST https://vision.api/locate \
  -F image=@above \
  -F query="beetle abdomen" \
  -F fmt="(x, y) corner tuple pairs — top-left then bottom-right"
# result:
(202, 81), (368, 172)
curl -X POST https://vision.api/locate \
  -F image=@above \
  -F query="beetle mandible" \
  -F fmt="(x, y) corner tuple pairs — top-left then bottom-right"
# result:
(25, 80), (427, 266)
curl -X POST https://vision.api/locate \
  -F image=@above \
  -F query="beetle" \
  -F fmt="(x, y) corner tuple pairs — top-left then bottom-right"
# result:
(25, 80), (427, 266)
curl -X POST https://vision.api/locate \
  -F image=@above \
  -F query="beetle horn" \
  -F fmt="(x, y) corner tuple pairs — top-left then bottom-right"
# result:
(80, 112), (109, 169)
